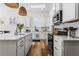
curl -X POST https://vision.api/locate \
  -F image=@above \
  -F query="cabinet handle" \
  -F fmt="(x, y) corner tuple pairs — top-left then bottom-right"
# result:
(20, 40), (23, 43)
(55, 47), (58, 50)
(20, 44), (24, 47)
(55, 40), (58, 42)
(31, 37), (32, 38)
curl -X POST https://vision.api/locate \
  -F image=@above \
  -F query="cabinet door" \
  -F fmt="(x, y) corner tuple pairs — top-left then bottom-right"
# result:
(54, 36), (66, 56)
(28, 34), (32, 47)
(25, 34), (32, 55)
(32, 32), (40, 40)
(17, 44), (25, 56)
(62, 3), (76, 22)
(0, 41), (16, 56)
(17, 38), (25, 56)
(54, 47), (59, 56)
(40, 32), (46, 39)
(25, 35), (29, 55)
(55, 3), (62, 12)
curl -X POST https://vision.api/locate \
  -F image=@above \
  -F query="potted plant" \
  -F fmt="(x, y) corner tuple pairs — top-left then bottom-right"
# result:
(17, 23), (24, 34)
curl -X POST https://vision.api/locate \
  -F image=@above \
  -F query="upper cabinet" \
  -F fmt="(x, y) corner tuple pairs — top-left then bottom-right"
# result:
(55, 3), (62, 12)
(62, 3), (77, 22)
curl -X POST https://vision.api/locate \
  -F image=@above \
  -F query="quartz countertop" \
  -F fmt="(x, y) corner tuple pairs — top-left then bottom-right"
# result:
(54, 35), (79, 40)
(0, 33), (31, 40)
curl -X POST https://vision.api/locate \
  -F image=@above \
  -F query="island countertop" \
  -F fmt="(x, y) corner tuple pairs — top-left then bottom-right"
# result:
(0, 33), (32, 40)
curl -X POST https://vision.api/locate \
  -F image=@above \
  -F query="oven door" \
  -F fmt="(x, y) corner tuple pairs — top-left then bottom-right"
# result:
(48, 33), (53, 56)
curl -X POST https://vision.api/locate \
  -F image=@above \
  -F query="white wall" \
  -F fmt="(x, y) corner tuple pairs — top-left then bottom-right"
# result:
(0, 4), (17, 16)
(0, 3), (18, 33)
(0, 3), (31, 33)
(0, 3), (51, 33)
(31, 12), (49, 27)
(49, 3), (55, 32)
(30, 12), (50, 31)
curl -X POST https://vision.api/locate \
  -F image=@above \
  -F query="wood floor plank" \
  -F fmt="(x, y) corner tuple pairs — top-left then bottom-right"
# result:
(27, 40), (48, 56)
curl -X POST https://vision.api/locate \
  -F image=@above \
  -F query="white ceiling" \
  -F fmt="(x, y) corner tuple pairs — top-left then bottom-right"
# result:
(22, 3), (53, 15)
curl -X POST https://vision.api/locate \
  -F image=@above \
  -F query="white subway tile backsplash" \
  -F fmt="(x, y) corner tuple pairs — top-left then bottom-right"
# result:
(55, 22), (79, 37)
(57, 22), (79, 28)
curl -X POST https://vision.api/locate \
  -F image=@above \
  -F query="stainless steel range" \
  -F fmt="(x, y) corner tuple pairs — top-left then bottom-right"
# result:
(48, 33), (53, 56)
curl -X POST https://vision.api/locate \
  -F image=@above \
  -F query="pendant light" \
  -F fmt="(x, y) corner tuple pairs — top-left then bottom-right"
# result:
(5, 3), (19, 9)
(19, 5), (27, 16)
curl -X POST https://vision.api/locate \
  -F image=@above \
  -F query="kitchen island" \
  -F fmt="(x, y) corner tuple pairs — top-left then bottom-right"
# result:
(0, 33), (32, 56)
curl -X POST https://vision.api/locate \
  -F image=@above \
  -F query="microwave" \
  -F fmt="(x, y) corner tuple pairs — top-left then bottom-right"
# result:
(52, 10), (62, 24)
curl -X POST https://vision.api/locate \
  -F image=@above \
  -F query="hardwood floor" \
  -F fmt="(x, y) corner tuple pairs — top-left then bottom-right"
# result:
(27, 40), (49, 56)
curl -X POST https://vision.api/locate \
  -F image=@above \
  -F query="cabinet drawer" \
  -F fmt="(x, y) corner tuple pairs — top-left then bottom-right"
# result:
(54, 40), (61, 47)
(54, 47), (59, 56)
(54, 46), (60, 51)
(54, 46), (62, 56)
(17, 43), (25, 56)
(17, 38), (25, 47)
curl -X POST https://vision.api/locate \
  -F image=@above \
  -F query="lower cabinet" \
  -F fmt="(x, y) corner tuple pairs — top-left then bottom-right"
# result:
(54, 36), (66, 56)
(0, 33), (32, 56)
(17, 43), (25, 56)
(17, 33), (32, 56)
(32, 32), (48, 40)
(0, 41), (16, 56)
(17, 38), (25, 56)
(25, 34), (32, 55)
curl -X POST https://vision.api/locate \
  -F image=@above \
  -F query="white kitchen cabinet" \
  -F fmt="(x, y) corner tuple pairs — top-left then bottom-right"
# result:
(28, 34), (32, 47)
(32, 32), (40, 40)
(62, 3), (76, 22)
(17, 34), (32, 56)
(40, 32), (46, 39)
(17, 44), (25, 56)
(32, 32), (47, 40)
(0, 33), (32, 56)
(55, 3), (62, 12)
(54, 36), (67, 56)
(17, 38), (25, 56)
(0, 38), (25, 56)
(25, 34), (32, 55)
(0, 40), (16, 56)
